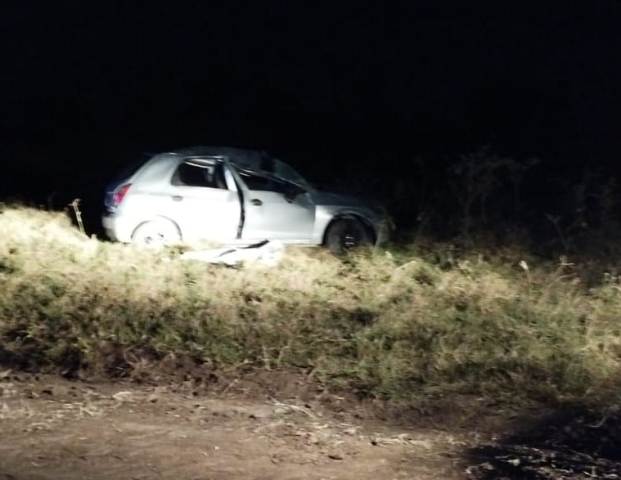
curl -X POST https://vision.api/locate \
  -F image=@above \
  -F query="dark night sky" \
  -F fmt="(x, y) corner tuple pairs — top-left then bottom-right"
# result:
(2, 1), (621, 214)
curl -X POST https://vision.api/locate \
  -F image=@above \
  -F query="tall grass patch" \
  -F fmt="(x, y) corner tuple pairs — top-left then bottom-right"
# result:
(1, 205), (621, 404)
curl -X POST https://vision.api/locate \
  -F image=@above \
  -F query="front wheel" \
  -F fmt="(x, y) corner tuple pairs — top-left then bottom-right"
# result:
(325, 218), (373, 255)
(131, 219), (181, 248)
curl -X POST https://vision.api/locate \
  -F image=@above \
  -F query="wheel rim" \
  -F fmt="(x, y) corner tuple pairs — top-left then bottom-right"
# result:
(343, 232), (359, 249)
(341, 222), (363, 249)
(142, 232), (166, 246)
(133, 221), (179, 248)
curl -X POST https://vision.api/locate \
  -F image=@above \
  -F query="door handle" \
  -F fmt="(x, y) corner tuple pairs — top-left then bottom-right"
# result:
(172, 195), (183, 202)
(251, 198), (263, 206)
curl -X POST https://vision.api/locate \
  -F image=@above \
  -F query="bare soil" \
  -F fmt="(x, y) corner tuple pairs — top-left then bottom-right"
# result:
(2, 370), (620, 480)
(0, 371), (475, 480)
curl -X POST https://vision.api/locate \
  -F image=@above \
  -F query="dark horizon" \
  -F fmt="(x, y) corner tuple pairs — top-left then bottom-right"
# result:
(3, 1), (621, 240)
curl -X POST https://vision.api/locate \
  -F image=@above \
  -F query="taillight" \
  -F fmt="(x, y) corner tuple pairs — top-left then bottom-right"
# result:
(112, 183), (132, 207)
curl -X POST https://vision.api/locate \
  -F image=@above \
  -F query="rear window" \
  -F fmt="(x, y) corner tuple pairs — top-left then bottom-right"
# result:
(171, 161), (227, 189)
(110, 157), (146, 183)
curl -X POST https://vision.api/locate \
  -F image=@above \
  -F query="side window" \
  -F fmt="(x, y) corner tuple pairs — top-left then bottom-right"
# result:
(238, 171), (288, 193)
(171, 161), (227, 189)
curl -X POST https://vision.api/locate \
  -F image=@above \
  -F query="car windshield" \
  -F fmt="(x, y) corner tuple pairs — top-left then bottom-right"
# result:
(271, 159), (313, 190)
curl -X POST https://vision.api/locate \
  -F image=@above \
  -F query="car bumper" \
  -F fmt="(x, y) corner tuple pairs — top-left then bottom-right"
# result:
(102, 213), (135, 243)
(374, 218), (392, 246)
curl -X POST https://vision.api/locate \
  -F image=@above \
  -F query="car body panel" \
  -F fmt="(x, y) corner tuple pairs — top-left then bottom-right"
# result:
(160, 185), (240, 243)
(229, 167), (316, 242)
(241, 190), (316, 242)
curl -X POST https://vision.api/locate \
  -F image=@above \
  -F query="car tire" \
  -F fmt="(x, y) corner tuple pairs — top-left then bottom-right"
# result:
(131, 219), (181, 248)
(325, 218), (373, 255)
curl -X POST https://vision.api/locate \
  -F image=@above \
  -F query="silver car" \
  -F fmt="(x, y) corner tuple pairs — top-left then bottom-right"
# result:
(102, 147), (389, 253)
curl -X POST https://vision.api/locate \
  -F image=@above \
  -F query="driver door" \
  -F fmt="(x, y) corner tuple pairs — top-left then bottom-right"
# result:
(236, 170), (315, 242)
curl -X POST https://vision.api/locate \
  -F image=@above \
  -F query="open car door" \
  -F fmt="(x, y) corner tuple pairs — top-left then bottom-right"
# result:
(163, 158), (241, 243)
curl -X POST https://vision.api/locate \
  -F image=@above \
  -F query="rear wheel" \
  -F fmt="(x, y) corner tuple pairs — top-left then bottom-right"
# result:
(131, 219), (181, 248)
(325, 218), (373, 255)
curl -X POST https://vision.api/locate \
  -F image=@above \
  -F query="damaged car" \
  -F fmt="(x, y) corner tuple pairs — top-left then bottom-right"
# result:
(103, 146), (389, 253)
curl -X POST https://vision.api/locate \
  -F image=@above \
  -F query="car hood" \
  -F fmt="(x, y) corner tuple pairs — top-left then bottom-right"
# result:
(310, 191), (365, 207)
(310, 191), (387, 219)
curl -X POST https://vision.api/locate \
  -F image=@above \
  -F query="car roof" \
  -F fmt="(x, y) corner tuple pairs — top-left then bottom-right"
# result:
(170, 146), (270, 171)
(159, 146), (312, 190)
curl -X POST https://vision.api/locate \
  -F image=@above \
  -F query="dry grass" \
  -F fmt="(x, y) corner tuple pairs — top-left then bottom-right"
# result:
(1, 204), (621, 406)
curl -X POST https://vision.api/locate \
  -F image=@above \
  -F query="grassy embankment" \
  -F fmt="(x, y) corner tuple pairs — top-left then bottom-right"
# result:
(1, 204), (621, 406)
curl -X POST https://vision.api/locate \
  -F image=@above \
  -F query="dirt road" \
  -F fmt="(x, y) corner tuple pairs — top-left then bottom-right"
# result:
(0, 372), (472, 480)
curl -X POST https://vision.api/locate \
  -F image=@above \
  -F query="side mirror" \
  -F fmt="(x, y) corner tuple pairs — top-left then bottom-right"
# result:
(283, 184), (305, 203)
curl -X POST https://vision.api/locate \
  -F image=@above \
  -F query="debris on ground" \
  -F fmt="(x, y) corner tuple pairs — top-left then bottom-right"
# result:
(180, 239), (284, 267)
